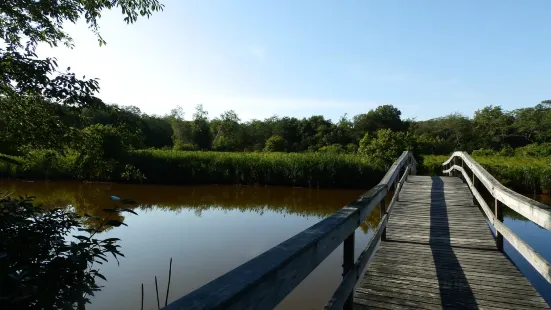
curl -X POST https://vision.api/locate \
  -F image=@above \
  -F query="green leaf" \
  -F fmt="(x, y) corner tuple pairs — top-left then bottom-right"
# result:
(102, 238), (121, 242)
(105, 220), (127, 227)
(95, 272), (107, 281)
(0, 154), (21, 165)
(120, 208), (138, 215)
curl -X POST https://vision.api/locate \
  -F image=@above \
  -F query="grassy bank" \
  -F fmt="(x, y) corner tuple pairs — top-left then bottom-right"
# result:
(0, 150), (387, 189)
(421, 155), (551, 194)
(127, 150), (386, 188)
(3, 150), (549, 193)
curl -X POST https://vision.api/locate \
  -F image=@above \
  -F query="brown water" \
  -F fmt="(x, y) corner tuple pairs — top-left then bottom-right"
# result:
(2, 180), (550, 308)
(0, 180), (381, 310)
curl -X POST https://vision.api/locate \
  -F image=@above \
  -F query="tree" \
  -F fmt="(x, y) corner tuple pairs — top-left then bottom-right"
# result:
(353, 105), (405, 138)
(191, 104), (212, 150)
(212, 110), (241, 151)
(169, 106), (194, 150)
(412, 113), (474, 153)
(264, 135), (287, 152)
(0, 0), (164, 155)
(321, 114), (354, 147)
(473, 106), (514, 149)
(73, 124), (139, 180)
(0, 96), (68, 155)
(359, 129), (412, 167)
(141, 115), (173, 148)
(298, 115), (332, 151)
(0, 3), (162, 308)
(513, 102), (551, 145)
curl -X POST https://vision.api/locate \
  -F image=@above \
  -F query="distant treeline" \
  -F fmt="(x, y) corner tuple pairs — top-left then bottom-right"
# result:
(2, 97), (551, 192)
(3, 97), (550, 156)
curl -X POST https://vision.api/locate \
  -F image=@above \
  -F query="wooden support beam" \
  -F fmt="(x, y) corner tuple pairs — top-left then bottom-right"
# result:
(380, 199), (387, 241)
(343, 233), (355, 310)
(495, 198), (504, 251)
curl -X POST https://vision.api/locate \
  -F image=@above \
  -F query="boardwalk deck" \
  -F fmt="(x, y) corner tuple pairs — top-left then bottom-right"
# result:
(354, 175), (550, 310)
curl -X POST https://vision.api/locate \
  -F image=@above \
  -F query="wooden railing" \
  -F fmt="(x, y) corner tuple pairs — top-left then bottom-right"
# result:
(443, 151), (551, 284)
(164, 151), (417, 310)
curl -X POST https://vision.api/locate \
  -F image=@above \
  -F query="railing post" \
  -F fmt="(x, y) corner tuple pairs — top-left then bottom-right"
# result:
(380, 199), (387, 241)
(396, 180), (400, 201)
(452, 157), (457, 177)
(461, 159), (465, 183)
(343, 233), (355, 310)
(495, 198), (504, 251)
(472, 172), (478, 205)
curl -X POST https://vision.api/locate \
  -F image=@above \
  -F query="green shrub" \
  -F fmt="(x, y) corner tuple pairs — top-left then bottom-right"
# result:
(264, 135), (287, 152)
(318, 144), (345, 154)
(345, 143), (358, 154)
(499, 144), (514, 156)
(359, 129), (412, 167)
(417, 155), (449, 175)
(173, 142), (198, 151)
(0, 196), (133, 309)
(471, 148), (496, 156)
(514, 143), (551, 158)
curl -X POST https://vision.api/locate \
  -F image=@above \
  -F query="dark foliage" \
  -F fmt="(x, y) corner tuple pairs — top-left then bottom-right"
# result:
(0, 196), (137, 309)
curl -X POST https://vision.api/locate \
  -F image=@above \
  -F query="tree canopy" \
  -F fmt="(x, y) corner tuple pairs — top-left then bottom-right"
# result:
(0, 0), (164, 156)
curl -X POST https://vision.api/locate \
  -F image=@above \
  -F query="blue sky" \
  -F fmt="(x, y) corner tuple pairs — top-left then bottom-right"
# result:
(38, 0), (551, 121)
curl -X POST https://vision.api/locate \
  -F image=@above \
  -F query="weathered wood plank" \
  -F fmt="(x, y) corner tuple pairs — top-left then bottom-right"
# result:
(362, 275), (546, 299)
(363, 270), (539, 293)
(443, 152), (551, 230)
(357, 287), (546, 310)
(449, 164), (551, 283)
(354, 175), (549, 309)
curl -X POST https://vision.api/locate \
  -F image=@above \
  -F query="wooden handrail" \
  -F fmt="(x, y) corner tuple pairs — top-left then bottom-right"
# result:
(164, 151), (417, 310)
(442, 152), (551, 284)
(443, 151), (551, 230)
(324, 164), (411, 310)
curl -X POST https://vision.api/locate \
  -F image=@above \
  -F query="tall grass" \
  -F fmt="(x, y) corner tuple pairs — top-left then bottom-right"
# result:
(0, 150), (77, 180)
(126, 150), (386, 188)
(0, 150), (387, 189)
(420, 154), (551, 194)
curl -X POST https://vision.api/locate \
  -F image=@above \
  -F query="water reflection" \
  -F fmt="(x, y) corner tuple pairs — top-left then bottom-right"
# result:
(4, 179), (546, 308)
(0, 180), (378, 310)
(0, 181), (360, 217)
(479, 192), (551, 305)
(501, 196), (551, 305)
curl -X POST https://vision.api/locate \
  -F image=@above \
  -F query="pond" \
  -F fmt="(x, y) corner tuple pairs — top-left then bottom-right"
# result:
(1, 180), (550, 308)
(498, 195), (551, 305)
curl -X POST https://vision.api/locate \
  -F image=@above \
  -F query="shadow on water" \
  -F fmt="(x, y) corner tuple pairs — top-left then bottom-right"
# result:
(430, 176), (477, 308)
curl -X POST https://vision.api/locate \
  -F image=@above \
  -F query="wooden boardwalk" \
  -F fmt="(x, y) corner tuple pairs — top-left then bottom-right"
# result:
(354, 175), (549, 309)
(165, 152), (550, 310)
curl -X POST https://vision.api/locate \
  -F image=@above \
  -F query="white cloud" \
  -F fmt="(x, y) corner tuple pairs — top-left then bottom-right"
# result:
(246, 45), (266, 61)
